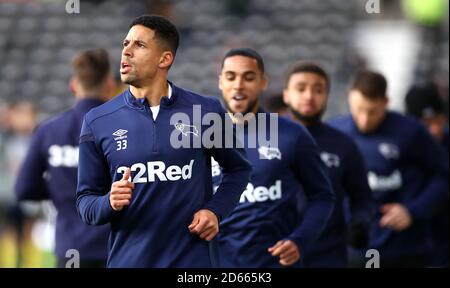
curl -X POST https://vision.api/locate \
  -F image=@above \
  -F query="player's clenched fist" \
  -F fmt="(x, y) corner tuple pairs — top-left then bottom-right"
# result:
(110, 168), (135, 211)
(188, 209), (219, 241)
(268, 240), (300, 266)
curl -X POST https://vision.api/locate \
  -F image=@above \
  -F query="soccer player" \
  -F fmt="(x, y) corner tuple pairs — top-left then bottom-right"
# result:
(282, 61), (374, 267)
(76, 15), (252, 268)
(329, 71), (448, 267)
(214, 48), (335, 268)
(405, 82), (449, 267)
(15, 48), (114, 268)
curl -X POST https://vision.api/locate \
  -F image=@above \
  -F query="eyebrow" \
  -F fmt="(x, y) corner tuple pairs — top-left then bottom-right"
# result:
(123, 39), (148, 45)
(224, 70), (257, 75)
(135, 39), (147, 45)
(295, 82), (325, 87)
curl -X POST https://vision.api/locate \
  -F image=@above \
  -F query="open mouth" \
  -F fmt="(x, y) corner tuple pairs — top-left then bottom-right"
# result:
(232, 94), (247, 102)
(120, 62), (132, 74)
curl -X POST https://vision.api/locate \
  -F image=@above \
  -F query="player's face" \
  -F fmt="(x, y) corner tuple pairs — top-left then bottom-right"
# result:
(219, 55), (267, 114)
(283, 72), (328, 118)
(120, 25), (165, 87)
(349, 89), (388, 133)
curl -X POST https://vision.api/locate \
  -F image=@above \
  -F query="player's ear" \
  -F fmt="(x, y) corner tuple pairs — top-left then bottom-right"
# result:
(218, 73), (223, 91)
(69, 77), (77, 96)
(159, 51), (174, 69)
(378, 95), (389, 111)
(261, 74), (268, 91)
(282, 89), (290, 105)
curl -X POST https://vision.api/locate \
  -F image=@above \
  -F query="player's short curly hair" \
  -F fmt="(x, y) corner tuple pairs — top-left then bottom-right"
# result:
(352, 70), (387, 100)
(72, 48), (110, 91)
(221, 48), (265, 74)
(284, 61), (330, 92)
(130, 14), (180, 56)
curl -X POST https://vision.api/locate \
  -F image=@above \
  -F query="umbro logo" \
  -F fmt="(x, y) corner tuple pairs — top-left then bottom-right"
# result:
(112, 129), (128, 137)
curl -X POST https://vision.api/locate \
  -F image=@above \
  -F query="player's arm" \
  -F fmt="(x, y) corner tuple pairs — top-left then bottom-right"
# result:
(343, 140), (374, 248)
(189, 101), (252, 241)
(204, 144), (251, 221)
(15, 125), (50, 201)
(191, 147), (250, 241)
(286, 129), (335, 260)
(402, 125), (448, 222)
(188, 158), (222, 241)
(202, 102), (252, 220)
(76, 118), (117, 225)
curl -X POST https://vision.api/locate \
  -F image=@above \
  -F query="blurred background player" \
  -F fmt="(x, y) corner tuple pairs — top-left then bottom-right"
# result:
(214, 48), (335, 267)
(15, 48), (114, 268)
(0, 101), (37, 267)
(329, 70), (448, 267)
(283, 61), (374, 267)
(405, 82), (449, 267)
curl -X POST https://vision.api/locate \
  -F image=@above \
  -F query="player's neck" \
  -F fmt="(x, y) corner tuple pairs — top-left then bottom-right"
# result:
(75, 90), (101, 101)
(288, 109), (320, 127)
(130, 77), (169, 107)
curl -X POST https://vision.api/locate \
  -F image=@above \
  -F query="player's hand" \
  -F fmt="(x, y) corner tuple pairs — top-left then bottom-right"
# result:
(379, 203), (412, 231)
(188, 209), (219, 241)
(268, 240), (300, 266)
(110, 168), (134, 211)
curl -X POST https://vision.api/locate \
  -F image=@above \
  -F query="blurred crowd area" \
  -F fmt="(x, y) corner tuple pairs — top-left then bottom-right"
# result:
(0, 0), (448, 267)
